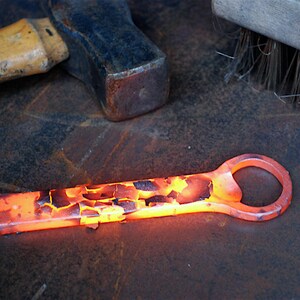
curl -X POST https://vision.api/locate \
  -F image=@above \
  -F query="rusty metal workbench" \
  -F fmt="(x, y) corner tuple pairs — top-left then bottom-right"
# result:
(0, 0), (300, 299)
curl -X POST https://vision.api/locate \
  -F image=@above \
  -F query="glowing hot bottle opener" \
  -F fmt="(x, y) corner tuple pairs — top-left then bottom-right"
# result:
(0, 154), (292, 235)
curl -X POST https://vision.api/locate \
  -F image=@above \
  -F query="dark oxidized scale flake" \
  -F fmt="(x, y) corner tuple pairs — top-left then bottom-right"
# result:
(37, 194), (51, 206)
(117, 201), (137, 213)
(133, 180), (159, 191)
(51, 196), (71, 208)
(145, 195), (169, 206)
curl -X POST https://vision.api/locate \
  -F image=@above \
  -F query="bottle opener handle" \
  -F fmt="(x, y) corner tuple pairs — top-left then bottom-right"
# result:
(0, 154), (293, 235)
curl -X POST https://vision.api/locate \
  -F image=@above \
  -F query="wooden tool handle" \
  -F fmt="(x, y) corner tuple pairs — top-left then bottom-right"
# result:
(0, 18), (69, 82)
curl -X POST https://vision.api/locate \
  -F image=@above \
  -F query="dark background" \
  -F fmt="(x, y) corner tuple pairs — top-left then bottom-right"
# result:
(0, 0), (299, 299)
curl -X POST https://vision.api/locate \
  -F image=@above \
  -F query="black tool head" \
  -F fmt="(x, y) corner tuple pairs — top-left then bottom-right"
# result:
(45, 0), (169, 121)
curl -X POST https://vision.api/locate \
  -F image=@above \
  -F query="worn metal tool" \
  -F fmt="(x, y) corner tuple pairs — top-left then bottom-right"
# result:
(0, 154), (292, 235)
(0, 0), (169, 121)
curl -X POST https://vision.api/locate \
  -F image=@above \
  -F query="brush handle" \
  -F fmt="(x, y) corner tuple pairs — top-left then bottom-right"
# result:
(212, 0), (300, 50)
(0, 18), (69, 82)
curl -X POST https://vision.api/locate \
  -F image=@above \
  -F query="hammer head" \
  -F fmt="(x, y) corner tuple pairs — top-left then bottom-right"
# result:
(45, 0), (169, 121)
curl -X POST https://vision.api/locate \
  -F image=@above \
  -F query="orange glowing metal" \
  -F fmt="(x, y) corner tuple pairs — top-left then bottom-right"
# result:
(0, 154), (292, 235)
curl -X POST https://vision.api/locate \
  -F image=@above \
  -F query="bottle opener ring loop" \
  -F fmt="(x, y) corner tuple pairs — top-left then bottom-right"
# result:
(208, 153), (293, 221)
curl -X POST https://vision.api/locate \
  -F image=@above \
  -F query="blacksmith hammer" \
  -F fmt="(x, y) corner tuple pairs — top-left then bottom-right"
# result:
(0, 0), (169, 121)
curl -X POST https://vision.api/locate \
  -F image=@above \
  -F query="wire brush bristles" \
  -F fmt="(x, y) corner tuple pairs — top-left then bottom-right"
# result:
(225, 28), (300, 104)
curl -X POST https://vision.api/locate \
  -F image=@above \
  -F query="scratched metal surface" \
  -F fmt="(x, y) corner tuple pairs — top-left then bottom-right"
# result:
(0, 0), (300, 299)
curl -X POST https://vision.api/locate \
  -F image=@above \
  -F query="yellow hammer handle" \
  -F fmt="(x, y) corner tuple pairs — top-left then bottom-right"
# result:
(0, 18), (69, 82)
